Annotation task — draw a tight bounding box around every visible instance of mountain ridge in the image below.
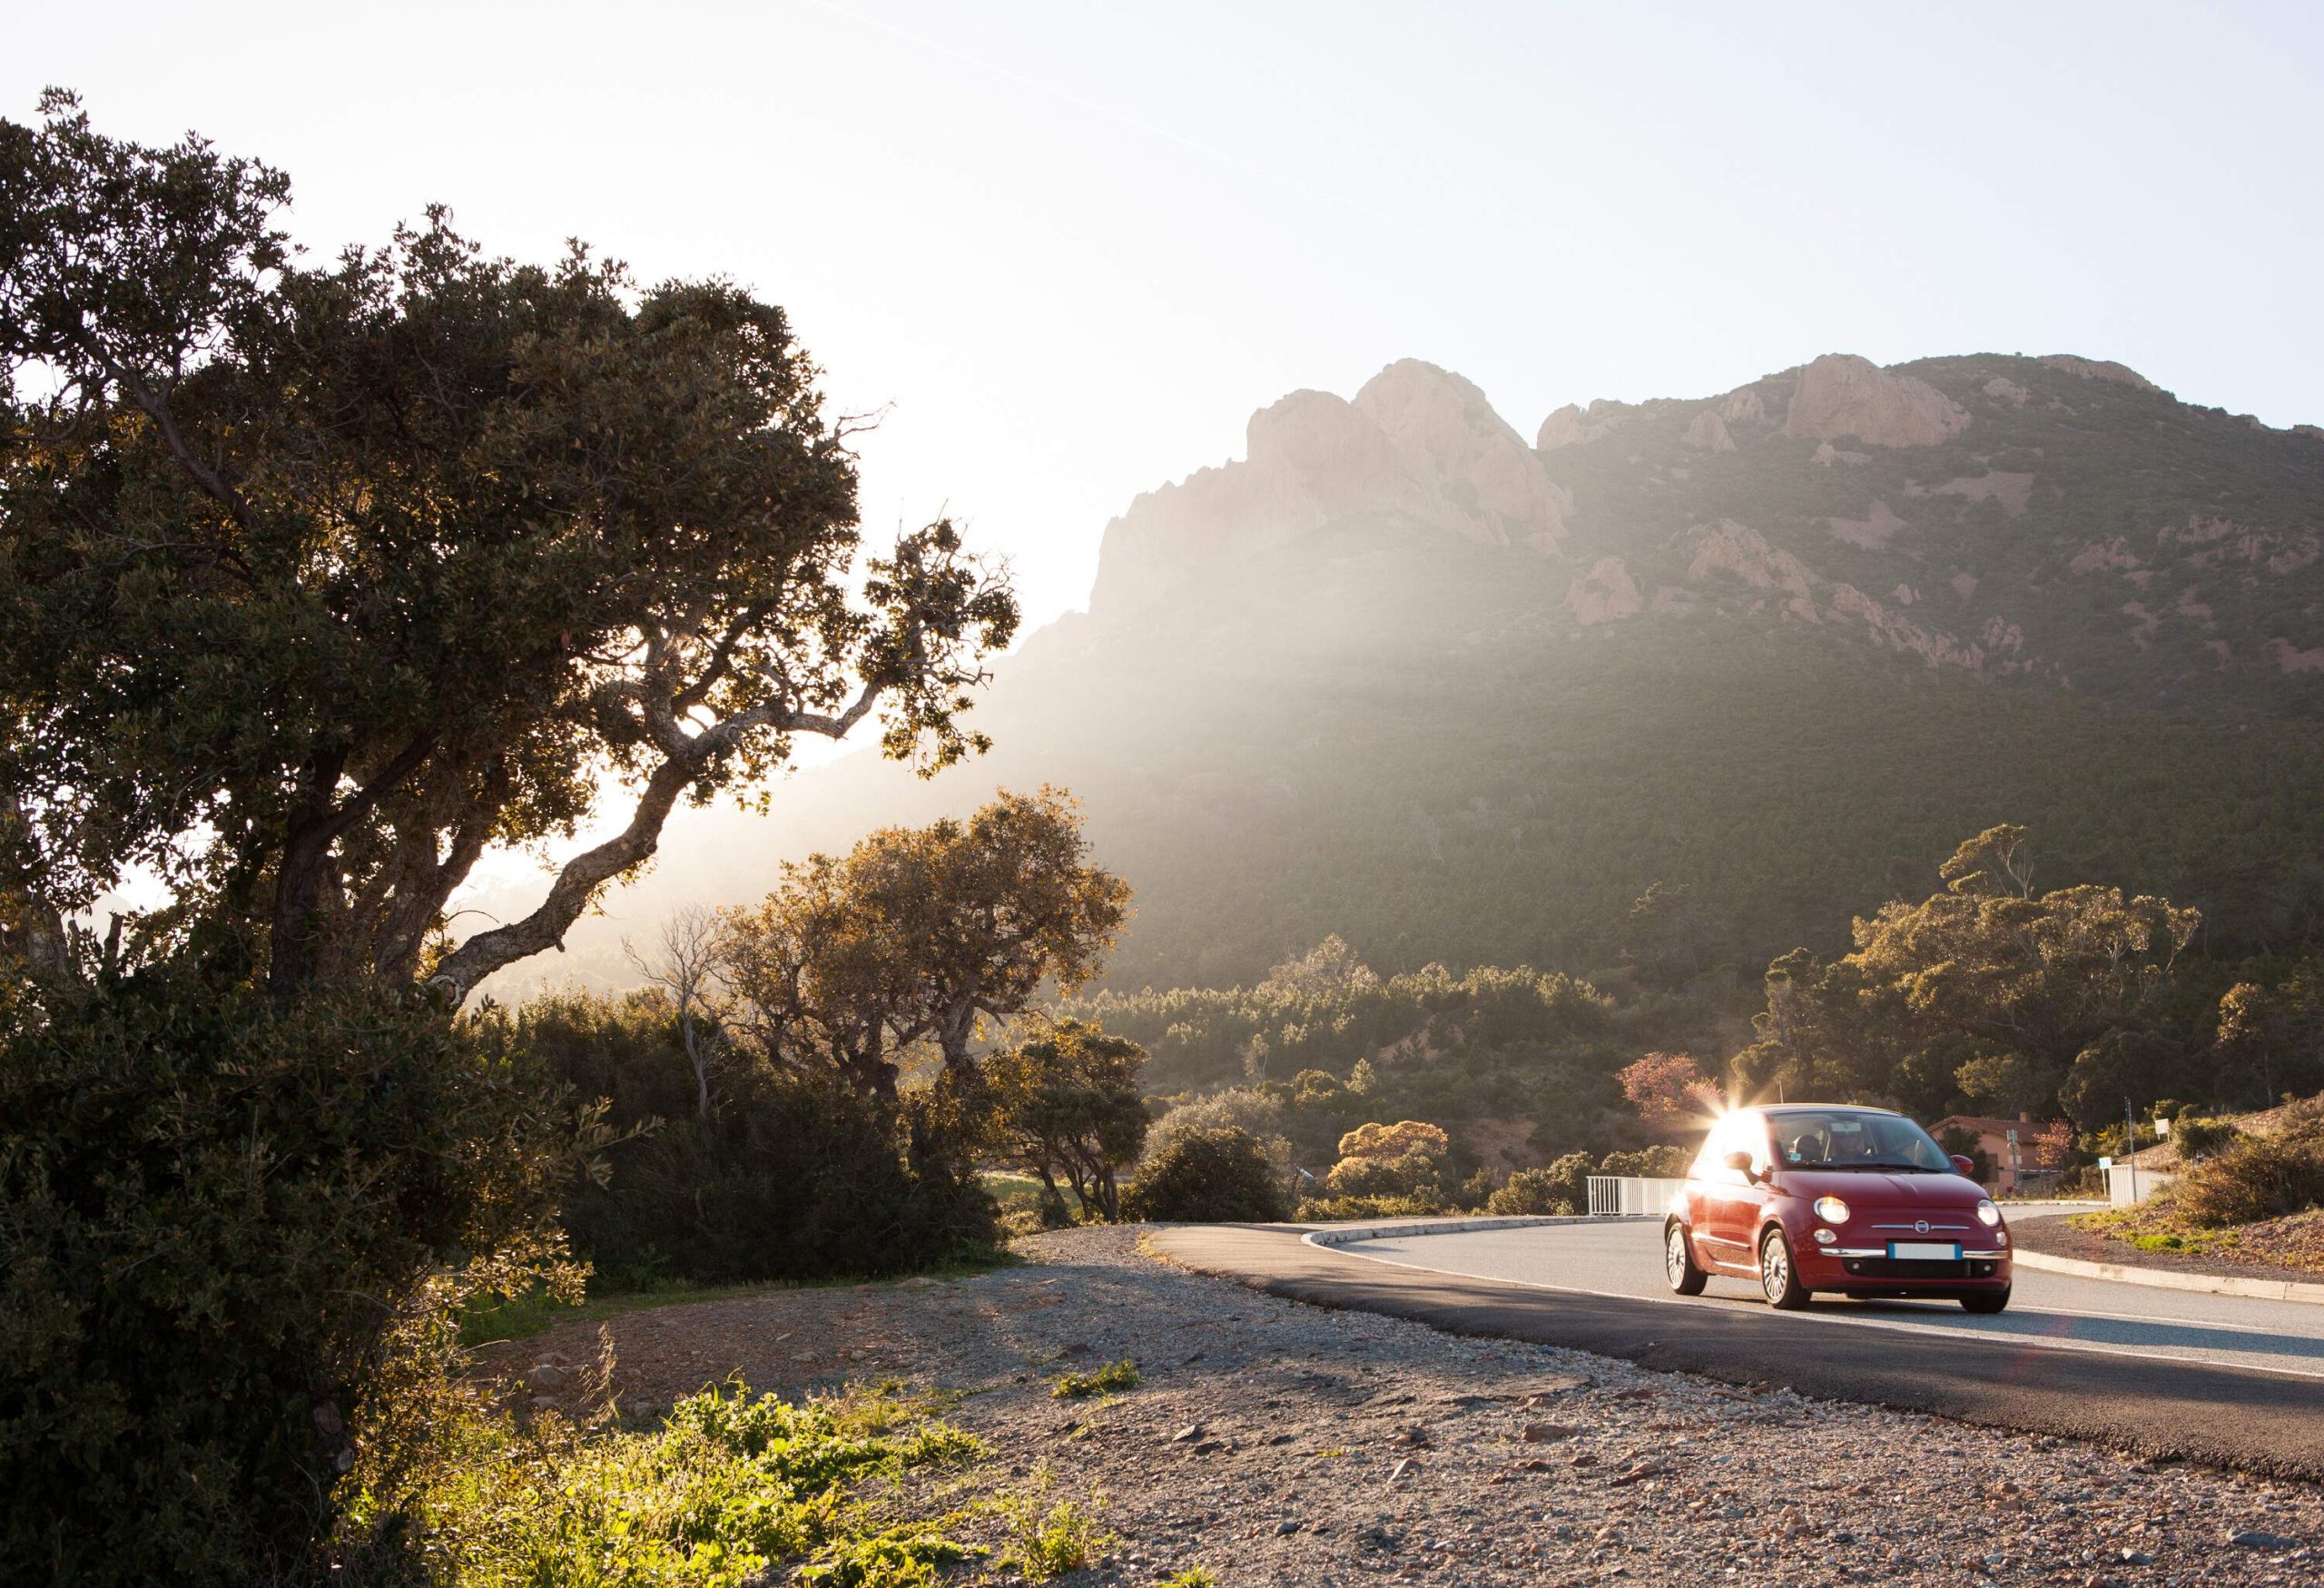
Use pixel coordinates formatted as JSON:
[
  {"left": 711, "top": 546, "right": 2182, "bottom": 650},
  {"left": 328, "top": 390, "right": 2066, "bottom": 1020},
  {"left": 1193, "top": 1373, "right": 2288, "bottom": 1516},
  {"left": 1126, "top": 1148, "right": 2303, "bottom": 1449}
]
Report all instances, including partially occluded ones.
[{"left": 475, "top": 348, "right": 2324, "bottom": 1001}]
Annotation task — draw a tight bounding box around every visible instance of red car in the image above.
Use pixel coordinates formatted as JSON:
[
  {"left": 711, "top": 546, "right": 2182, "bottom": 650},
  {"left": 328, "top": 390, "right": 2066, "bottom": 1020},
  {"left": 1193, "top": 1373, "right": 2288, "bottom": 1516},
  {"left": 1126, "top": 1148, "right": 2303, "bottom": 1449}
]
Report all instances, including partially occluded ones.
[{"left": 1664, "top": 1104, "right": 2013, "bottom": 1313}]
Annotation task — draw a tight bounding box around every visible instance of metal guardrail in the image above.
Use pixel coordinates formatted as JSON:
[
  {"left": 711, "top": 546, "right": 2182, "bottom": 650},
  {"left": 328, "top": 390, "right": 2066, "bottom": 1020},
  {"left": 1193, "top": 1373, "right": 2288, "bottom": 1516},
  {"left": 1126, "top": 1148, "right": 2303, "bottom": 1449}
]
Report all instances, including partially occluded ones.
[{"left": 1585, "top": 1175, "right": 1686, "bottom": 1218}]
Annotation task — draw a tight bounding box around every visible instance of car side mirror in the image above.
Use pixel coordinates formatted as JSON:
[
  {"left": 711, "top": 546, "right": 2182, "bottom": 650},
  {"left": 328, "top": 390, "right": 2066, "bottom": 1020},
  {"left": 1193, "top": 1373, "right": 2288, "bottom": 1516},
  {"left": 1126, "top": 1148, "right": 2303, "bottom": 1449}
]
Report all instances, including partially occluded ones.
[
  {"left": 1949, "top": 1154, "right": 1978, "bottom": 1178},
  {"left": 1722, "top": 1149, "right": 1758, "bottom": 1183}
]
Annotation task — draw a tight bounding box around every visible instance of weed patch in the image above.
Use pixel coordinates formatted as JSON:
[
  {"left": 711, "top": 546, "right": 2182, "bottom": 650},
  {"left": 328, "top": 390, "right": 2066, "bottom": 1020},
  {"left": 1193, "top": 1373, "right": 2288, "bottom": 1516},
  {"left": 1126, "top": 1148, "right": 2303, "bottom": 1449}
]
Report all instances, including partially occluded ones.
[{"left": 1051, "top": 1359, "right": 1140, "bottom": 1398}]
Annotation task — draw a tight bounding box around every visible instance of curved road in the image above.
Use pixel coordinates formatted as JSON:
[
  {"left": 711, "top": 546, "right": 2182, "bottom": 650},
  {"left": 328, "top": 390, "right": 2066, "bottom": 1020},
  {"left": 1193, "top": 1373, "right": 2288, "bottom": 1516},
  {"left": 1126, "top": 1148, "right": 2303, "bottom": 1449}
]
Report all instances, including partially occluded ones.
[
  {"left": 1148, "top": 1216, "right": 2324, "bottom": 1478},
  {"left": 1348, "top": 1212, "right": 2324, "bottom": 1381}
]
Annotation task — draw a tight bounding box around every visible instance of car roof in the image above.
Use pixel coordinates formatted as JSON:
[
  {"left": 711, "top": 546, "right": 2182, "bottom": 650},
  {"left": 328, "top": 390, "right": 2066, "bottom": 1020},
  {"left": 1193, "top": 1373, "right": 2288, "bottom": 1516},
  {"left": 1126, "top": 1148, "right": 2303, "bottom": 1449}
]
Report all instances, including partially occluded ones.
[{"left": 1752, "top": 1104, "right": 1904, "bottom": 1118}]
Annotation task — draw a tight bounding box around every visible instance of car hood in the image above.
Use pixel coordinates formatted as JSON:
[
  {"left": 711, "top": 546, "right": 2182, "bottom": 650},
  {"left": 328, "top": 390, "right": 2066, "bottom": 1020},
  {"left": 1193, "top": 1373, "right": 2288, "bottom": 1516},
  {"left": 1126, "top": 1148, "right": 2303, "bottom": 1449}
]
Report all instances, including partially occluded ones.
[{"left": 1775, "top": 1169, "right": 1993, "bottom": 1213}]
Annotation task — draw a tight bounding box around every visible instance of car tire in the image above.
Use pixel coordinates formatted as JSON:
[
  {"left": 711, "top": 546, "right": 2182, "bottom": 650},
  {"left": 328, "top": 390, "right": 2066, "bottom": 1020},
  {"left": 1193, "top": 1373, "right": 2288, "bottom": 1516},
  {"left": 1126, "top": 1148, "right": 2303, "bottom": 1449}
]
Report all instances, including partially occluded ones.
[
  {"left": 1959, "top": 1287, "right": 2011, "bottom": 1315},
  {"left": 1758, "top": 1228, "right": 1811, "bottom": 1310},
  {"left": 1664, "top": 1221, "right": 1709, "bottom": 1296}
]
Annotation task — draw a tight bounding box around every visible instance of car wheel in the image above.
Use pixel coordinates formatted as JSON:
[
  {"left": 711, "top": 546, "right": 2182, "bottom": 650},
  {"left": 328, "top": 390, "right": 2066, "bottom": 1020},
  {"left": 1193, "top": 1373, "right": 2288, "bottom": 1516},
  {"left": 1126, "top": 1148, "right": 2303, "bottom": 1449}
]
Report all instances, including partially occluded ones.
[
  {"left": 1758, "top": 1228, "right": 1811, "bottom": 1310},
  {"left": 1959, "top": 1287, "right": 2011, "bottom": 1315},
  {"left": 1664, "top": 1222, "right": 1708, "bottom": 1296}
]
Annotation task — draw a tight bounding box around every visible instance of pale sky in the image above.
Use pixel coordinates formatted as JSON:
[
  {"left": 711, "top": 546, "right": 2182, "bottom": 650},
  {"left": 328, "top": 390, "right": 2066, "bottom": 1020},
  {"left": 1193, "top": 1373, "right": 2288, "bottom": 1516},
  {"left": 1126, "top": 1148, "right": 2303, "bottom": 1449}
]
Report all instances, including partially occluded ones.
[{"left": 12, "top": 1, "right": 2322, "bottom": 637}]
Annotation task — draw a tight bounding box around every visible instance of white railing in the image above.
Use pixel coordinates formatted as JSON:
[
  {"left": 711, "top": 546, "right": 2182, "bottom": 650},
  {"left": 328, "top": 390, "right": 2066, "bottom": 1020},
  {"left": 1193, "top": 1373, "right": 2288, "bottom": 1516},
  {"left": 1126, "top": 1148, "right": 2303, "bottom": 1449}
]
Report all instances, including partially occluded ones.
[{"left": 1585, "top": 1176, "right": 1686, "bottom": 1218}]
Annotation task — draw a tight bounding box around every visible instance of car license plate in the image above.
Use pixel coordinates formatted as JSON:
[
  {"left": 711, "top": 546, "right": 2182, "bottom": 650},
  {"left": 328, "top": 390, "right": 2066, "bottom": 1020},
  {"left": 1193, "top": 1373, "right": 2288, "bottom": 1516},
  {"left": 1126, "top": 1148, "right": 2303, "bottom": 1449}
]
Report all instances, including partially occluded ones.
[{"left": 1889, "top": 1241, "right": 1962, "bottom": 1261}]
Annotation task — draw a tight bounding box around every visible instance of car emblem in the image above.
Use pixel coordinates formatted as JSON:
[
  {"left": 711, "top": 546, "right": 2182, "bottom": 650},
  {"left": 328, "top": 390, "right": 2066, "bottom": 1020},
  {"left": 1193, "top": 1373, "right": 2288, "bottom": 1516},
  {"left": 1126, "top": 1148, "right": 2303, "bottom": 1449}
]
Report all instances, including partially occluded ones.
[{"left": 1915, "top": 1219, "right": 1929, "bottom": 1234}]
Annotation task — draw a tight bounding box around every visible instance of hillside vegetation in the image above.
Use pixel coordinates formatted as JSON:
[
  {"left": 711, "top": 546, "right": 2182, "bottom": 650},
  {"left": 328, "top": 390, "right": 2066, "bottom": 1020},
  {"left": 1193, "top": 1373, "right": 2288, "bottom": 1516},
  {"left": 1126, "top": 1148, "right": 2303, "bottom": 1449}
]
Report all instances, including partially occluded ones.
[{"left": 554, "top": 350, "right": 2324, "bottom": 999}]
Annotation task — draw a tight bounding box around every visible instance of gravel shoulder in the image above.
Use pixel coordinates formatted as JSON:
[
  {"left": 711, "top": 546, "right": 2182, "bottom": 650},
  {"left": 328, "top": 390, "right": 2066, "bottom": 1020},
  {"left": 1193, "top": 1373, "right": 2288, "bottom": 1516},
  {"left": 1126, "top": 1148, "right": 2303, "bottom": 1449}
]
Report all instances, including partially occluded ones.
[{"left": 489, "top": 1226, "right": 2324, "bottom": 1586}]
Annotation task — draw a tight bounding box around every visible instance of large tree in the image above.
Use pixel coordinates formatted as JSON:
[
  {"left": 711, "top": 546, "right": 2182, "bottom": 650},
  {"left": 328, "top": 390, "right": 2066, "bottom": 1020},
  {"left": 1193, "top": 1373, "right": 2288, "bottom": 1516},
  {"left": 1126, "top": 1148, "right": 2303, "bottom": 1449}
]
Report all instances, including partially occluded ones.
[
  {"left": 1731, "top": 825, "right": 2201, "bottom": 1127},
  {"left": 715, "top": 787, "right": 1129, "bottom": 1097},
  {"left": 0, "top": 94, "right": 1016, "bottom": 1001},
  {"left": 982, "top": 1018, "right": 1149, "bottom": 1222}
]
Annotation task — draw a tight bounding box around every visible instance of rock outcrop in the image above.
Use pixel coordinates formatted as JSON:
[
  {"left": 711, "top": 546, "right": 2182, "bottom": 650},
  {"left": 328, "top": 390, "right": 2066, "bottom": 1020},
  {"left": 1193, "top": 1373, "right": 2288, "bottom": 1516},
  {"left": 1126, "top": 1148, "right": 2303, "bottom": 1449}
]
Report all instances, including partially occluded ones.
[
  {"left": 1564, "top": 557, "right": 1644, "bottom": 625},
  {"left": 1088, "top": 361, "right": 1563, "bottom": 612},
  {"left": 2041, "top": 354, "right": 2158, "bottom": 391},
  {"left": 1684, "top": 409, "right": 1736, "bottom": 453},
  {"left": 1354, "top": 360, "right": 1569, "bottom": 550},
  {"left": 1536, "top": 400, "right": 1628, "bottom": 451},
  {"left": 1782, "top": 354, "right": 1971, "bottom": 448}
]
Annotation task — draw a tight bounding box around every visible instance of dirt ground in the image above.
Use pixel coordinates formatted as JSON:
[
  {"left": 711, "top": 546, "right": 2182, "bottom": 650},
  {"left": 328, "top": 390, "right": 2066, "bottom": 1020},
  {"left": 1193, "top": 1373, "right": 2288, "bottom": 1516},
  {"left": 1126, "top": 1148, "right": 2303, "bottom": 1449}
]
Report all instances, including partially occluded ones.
[{"left": 482, "top": 1226, "right": 2324, "bottom": 1586}]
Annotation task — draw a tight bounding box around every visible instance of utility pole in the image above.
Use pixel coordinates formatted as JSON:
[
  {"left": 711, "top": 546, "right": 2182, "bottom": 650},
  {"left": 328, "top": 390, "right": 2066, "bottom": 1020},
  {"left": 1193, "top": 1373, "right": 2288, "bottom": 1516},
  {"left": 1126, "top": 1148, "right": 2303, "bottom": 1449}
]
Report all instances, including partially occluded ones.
[{"left": 2123, "top": 1097, "right": 2139, "bottom": 1205}]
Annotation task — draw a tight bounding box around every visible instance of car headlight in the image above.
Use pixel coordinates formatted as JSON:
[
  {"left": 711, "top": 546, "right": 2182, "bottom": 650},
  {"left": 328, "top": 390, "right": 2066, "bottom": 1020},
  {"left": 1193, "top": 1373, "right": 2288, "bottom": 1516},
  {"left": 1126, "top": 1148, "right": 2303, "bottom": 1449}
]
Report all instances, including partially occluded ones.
[
  {"left": 1811, "top": 1228, "right": 1837, "bottom": 1245},
  {"left": 1976, "top": 1199, "right": 2001, "bottom": 1228},
  {"left": 1814, "top": 1196, "right": 1850, "bottom": 1223}
]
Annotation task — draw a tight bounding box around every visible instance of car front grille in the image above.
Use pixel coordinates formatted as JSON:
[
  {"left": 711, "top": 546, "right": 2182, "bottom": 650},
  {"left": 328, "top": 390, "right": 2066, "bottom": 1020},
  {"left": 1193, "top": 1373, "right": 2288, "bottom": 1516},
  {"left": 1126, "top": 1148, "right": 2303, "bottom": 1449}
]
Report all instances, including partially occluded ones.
[{"left": 1840, "top": 1257, "right": 2001, "bottom": 1280}]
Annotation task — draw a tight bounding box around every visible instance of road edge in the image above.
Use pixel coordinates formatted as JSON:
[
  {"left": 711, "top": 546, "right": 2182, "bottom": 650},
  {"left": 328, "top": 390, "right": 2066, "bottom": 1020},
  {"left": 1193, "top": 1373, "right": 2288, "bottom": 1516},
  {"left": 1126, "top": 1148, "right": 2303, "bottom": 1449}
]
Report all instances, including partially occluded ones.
[{"left": 2009, "top": 1246, "right": 2324, "bottom": 1306}]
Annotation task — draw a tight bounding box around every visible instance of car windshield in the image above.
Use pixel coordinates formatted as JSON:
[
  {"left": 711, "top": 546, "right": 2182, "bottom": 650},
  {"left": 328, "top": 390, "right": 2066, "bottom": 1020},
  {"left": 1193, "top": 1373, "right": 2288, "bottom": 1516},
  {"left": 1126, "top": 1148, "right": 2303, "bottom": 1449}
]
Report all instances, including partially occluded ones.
[{"left": 1770, "top": 1110, "right": 1950, "bottom": 1171}]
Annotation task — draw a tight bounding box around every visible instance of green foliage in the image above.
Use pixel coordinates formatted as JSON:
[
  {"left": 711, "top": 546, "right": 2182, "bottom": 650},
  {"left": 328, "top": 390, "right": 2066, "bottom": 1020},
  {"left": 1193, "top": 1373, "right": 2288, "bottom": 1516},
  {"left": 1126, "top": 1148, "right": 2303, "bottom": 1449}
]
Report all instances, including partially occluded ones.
[
  {"left": 1732, "top": 829, "right": 2203, "bottom": 1129},
  {"left": 1596, "top": 1145, "right": 1694, "bottom": 1179},
  {"left": 993, "top": 1466, "right": 1114, "bottom": 1582},
  {"left": 1125, "top": 1127, "right": 1290, "bottom": 1223},
  {"left": 2172, "top": 1117, "right": 2245, "bottom": 1163},
  {"left": 0, "top": 96, "right": 1014, "bottom": 1001},
  {"left": 715, "top": 790, "right": 1127, "bottom": 1096},
  {"left": 348, "top": 1380, "right": 982, "bottom": 1586},
  {"left": 1050, "top": 1359, "right": 1139, "bottom": 1398},
  {"left": 1486, "top": 1155, "right": 1593, "bottom": 1216},
  {"left": 983, "top": 1019, "right": 1149, "bottom": 1222},
  {"left": 517, "top": 992, "right": 997, "bottom": 1285},
  {"left": 0, "top": 965, "right": 586, "bottom": 1587},
  {"left": 1160, "top": 1570, "right": 1218, "bottom": 1588},
  {"left": 1064, "top": 956, "right": 1610, "bottom": 1093},
  {"left": 1294, "top": 1193, "right": 1446, "bottom": 1222}
]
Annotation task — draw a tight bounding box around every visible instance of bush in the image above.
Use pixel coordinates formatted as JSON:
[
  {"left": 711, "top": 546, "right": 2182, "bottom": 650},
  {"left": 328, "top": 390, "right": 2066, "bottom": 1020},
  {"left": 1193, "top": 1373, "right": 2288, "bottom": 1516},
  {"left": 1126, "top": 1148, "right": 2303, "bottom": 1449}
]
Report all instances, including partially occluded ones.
[
  {"left": 1124, "top": 1127, "right": 1289, "bottom": 1222},
  {"left": 1337, "top": 1119, "right": 1451, "bottom": 1160},
  {"left": 2172, "top": 1116, "right": 2244, "bottom": 1163},
  {"left": 1293, "top": 1193, "right": 1443, "bottom": 1221},
  {"left": 2178, "top": 1105, "right": 2324, "bottom": 1227},
  {"left": 1324, "top": 1149, "right": 1442, "bottom": 1199},
  {"left": 1486, "top": 1161, "right": 1584, "bottom": 1216},
  {"left": 520, "top": 994, "right": 997, "bottom": 1284},
  {"left": 1597, "top": 1144, "right": 1693, "bottom": 1179},
  {"left": 0, "top": 966, "right": 581, "bottom": 1587}
]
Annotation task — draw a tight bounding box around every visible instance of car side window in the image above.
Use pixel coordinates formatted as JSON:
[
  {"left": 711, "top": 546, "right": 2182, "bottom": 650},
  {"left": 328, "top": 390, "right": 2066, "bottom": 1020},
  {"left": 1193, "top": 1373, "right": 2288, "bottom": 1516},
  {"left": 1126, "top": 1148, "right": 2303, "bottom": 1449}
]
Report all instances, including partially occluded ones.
[{"left": 1697, "top": 1116, "right": 1752, "bottom": 1185}]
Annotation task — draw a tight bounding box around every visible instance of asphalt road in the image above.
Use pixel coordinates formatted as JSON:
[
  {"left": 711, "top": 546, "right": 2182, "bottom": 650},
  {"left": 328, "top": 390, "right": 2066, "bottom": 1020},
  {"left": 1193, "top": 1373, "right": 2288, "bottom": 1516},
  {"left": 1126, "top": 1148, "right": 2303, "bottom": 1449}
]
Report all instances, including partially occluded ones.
[
  {"left": 1147, "top": 1218, "right": 2324, "bottom": 1478},
  {"left": 1347, "top": 1211, "right": 2324, "bottom": 1381}
]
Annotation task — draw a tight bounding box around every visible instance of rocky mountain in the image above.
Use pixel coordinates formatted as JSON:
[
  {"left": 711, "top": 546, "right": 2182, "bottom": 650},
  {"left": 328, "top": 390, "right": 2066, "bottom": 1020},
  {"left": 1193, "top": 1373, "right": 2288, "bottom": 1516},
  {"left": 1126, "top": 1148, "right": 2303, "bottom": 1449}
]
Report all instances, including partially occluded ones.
[{"left": 488, "top": 350, "right": 2324, "bottom": 1000}]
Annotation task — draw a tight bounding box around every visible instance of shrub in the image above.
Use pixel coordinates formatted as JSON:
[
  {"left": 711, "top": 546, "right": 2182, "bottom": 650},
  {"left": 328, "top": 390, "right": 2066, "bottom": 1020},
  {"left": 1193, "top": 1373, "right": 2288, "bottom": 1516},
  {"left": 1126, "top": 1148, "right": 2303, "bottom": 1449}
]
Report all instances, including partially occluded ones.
[
  {"left": 2178, "top": 1105, "right": 2324, "bottom": 1227},
  {"left": 1486, "top": 1163, "right": 1582, "bottom": 1216},
  {"left": 2172, "top": 1116, "right": 2244, "bottom": 1163},
  {"left": 520, "top": 993, "right": 998, "bottom": 1284},
  {"left": 1125, "top": 1127, "right": 1290, "bottom": 1222},
  {"left": 1598, "top": 1144, "right": 1693, "bottom": 1179},
  {"left": 1293, "top": 1193, "right": 1443, "bottom": 1221},
  {"left": 1337, "top": 1119, "right": 1451, "bottom": 1160},
  {"left": 1324, "top": 1149, "right": 1442, "bottom": 1199},
  {"left": 0, "top": 966, "right": 583, "bottom": 1587}
]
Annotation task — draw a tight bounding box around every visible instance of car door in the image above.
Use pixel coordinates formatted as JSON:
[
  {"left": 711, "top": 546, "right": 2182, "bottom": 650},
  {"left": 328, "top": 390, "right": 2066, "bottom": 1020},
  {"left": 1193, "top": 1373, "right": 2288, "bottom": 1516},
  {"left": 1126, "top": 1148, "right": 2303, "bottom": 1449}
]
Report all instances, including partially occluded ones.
[{"left": 1698, "top": 1115, "right": 1770, "bottom": 1271}]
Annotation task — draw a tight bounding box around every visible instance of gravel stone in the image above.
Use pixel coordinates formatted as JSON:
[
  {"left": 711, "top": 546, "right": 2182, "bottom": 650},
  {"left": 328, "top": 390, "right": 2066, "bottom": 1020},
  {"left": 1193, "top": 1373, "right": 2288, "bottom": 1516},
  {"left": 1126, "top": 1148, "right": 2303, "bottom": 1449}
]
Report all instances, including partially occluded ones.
[{"left": 493, "top": 1225, "right": 2324, "bottom": 1584}]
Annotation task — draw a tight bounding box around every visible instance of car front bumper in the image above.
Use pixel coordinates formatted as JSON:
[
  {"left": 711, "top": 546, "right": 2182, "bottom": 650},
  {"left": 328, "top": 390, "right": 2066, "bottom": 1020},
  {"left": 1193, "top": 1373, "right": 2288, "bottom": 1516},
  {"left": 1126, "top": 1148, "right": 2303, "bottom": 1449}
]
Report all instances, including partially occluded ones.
[{"left": 1800, "top": 1246, "right": 2013, "bottom": 1288}]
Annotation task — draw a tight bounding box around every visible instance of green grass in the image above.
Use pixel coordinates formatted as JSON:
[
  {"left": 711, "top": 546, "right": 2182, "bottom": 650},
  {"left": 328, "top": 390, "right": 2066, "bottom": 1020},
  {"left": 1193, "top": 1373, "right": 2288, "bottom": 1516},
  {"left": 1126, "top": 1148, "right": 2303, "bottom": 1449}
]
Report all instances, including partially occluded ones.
[
  {"left": 1049, "top": 1359, "right": 1139, "bottom": 1399},
  {"left": 352, "top": 1380, "right": 988, "bottom": 1587},
  {"left": 458, "top": 1249, "right": 1018, "bottom": 1348},
  {"left": 981, "top": 1169, "right": 1050, "bottom": 1211}
]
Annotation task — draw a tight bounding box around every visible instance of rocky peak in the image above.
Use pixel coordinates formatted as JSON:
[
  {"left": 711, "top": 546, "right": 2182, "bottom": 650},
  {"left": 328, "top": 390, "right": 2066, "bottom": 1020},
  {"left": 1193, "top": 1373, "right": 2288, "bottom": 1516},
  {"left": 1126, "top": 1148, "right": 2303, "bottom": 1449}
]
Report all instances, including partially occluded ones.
[
  {"left": 1354, "top": 360, "right": 1568, "bottom": 548},
  {"left": 2040, "top": 354, "right": 2158, "bottom": 391},
  {"left": 1782, "top": 353, "right": 1971, "bottom": 449},
  {"left": 1087, "top": 361, "right": 1561, "bottom": 614}
]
